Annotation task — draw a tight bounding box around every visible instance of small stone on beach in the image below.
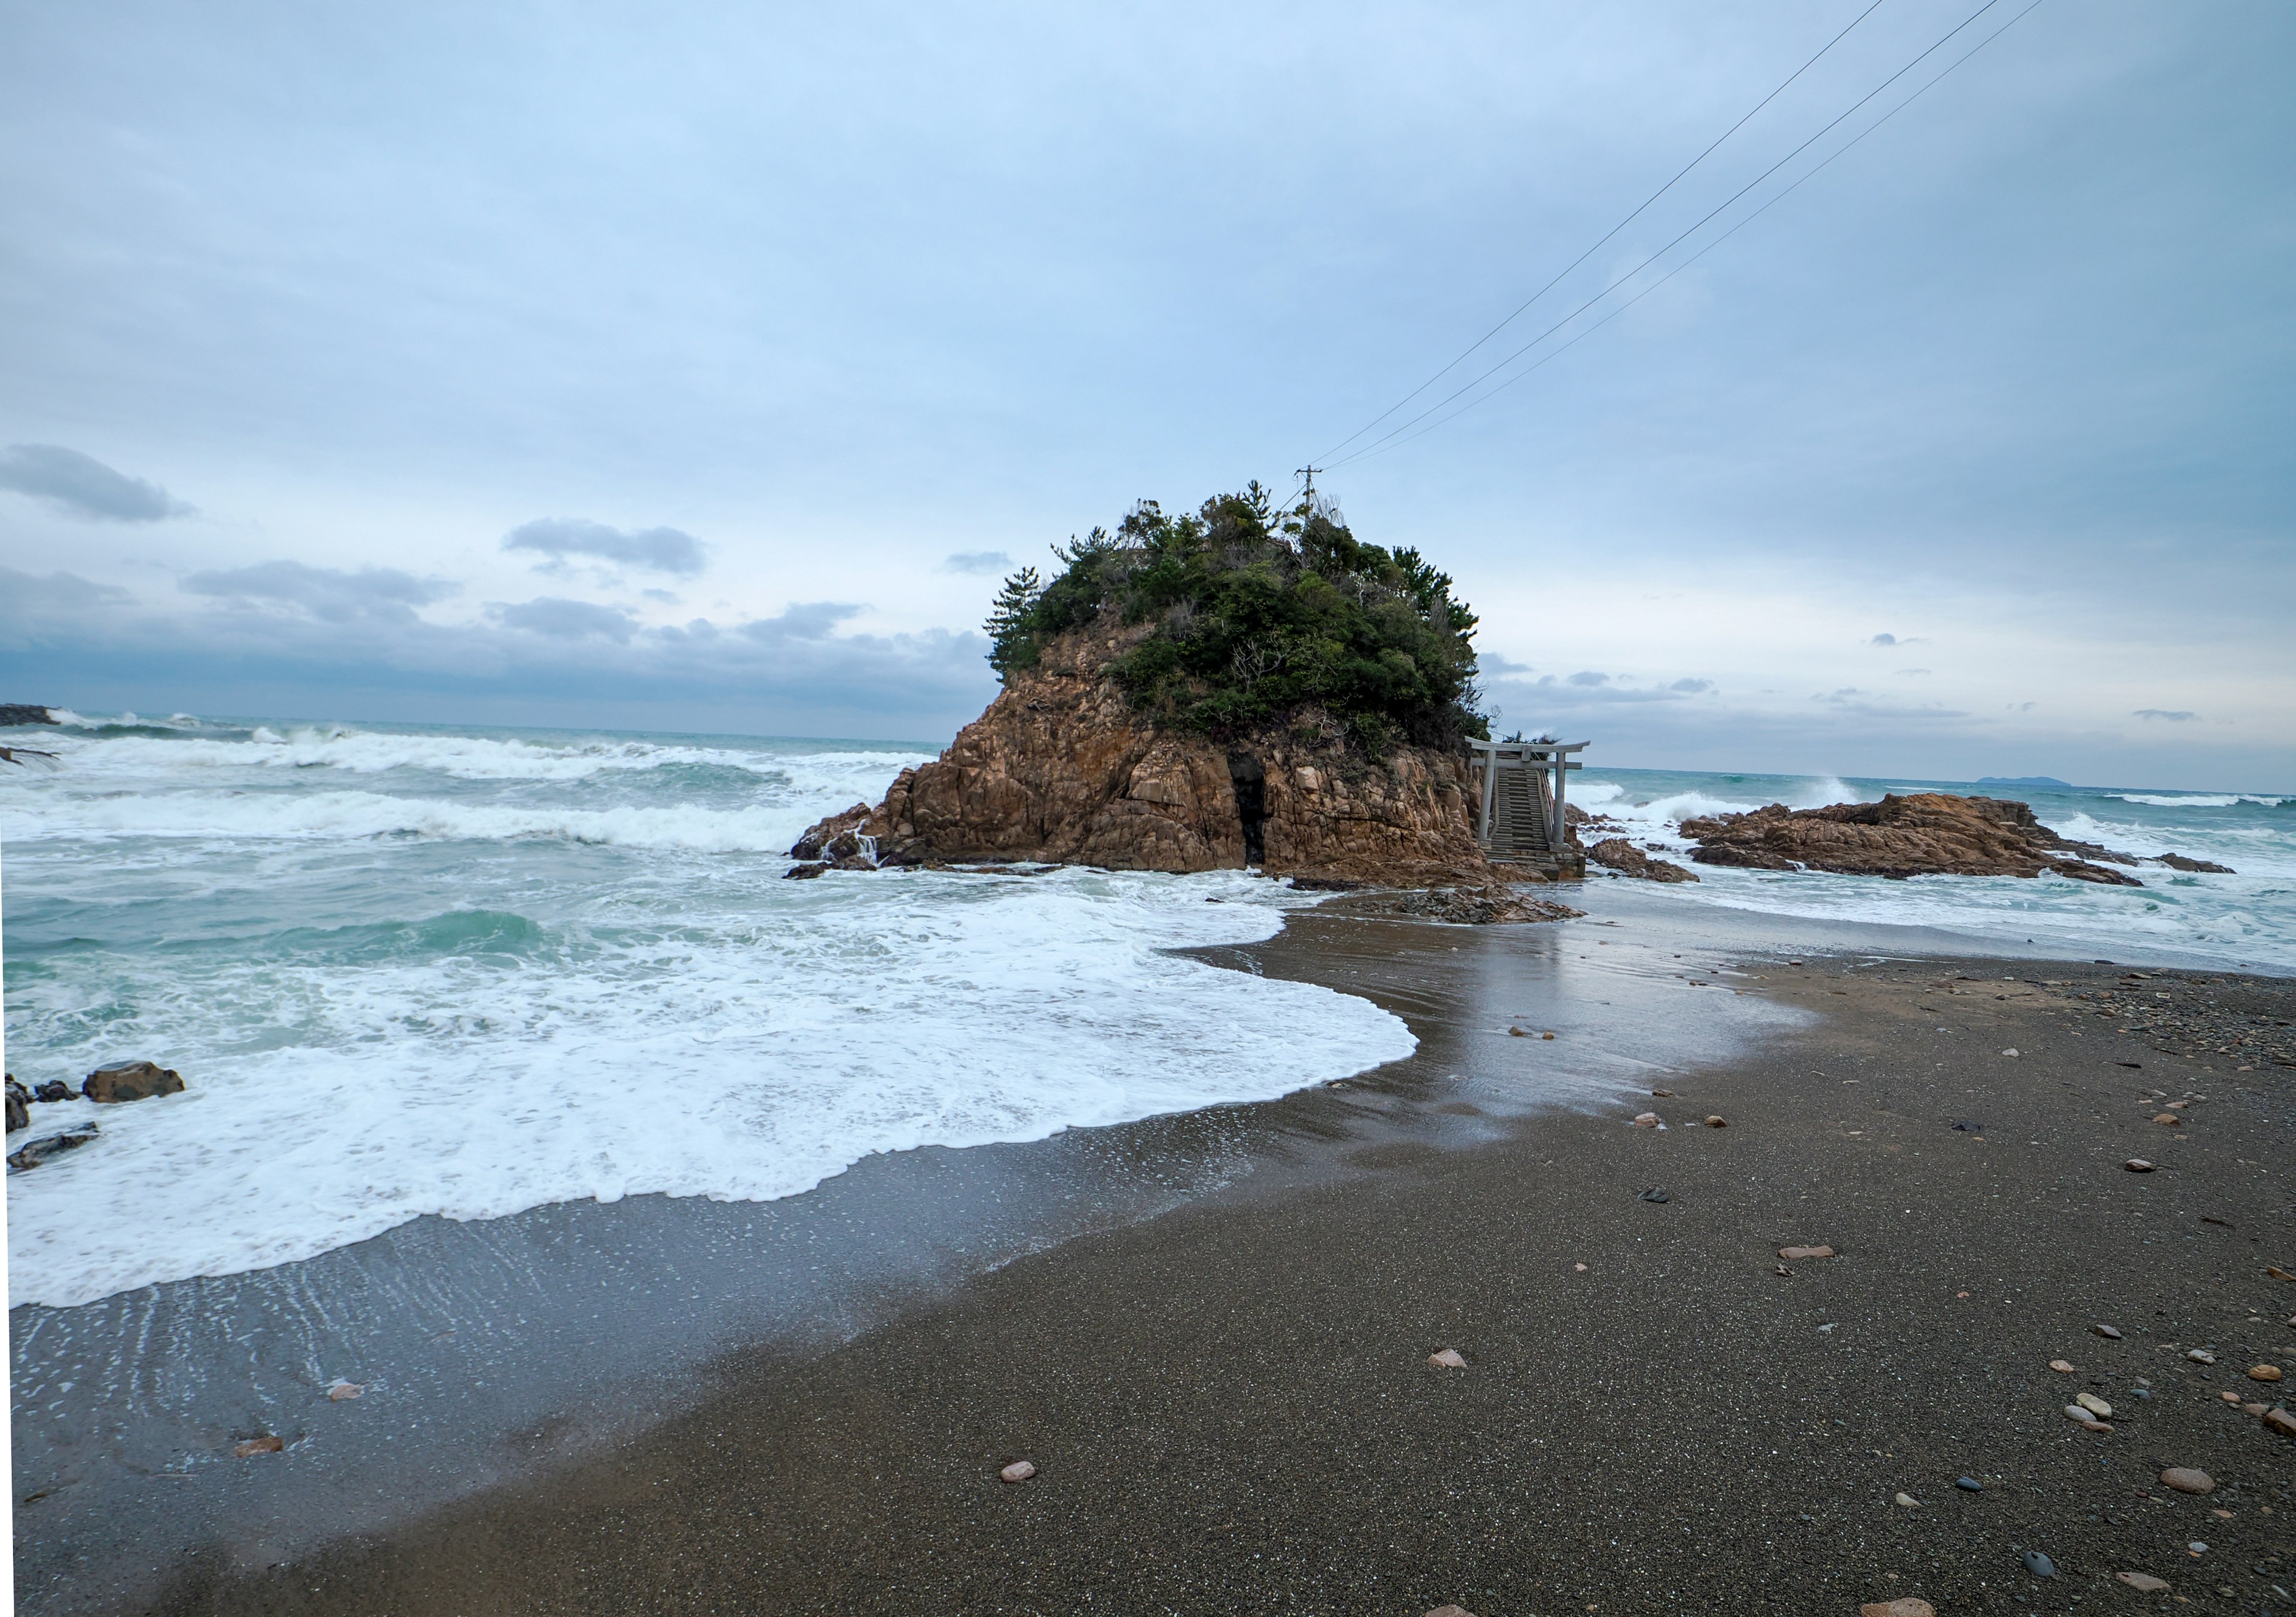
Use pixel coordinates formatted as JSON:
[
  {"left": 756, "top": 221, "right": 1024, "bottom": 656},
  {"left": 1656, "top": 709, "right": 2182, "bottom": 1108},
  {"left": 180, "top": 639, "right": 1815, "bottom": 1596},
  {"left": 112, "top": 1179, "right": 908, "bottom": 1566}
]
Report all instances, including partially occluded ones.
[
  {"left": 2249, "top": 1364, "right": 2283, "bottom": 1381},
  {"left": 1858, "top": 1601, "right": 1934, "bottom": 1617},
  {"left": 2077, "top": 1392, "right": 2113, "bottom": 1416},
  {"left": 1705, "top": 1115, "right": 1727, "bottom": 1127},
  {"left": 2262, "top": 1408, "right": 2296, "bottom": 1437},
  {"left": 2126, "top": 1159, "right": 2155, "bottom": 1172},
  {"left": 1778, "top": 1245, "right": 1834, "bottom": 1261},
  {"left": 2266, "top": 1266, "right": 2295, "bottom": 1281},
  {"left": 1894, "top": 1491, "right": 1918, "bottom": 1507},
  {"left": 2187, "top": 1349, "right": 2216, "bottom": 1364},
  {"left": 2023, "top": 1549, "right": 2056, "bottom": 1578},
  {"left": 1573, "top": 1262, "right": 1588, "bottom": 1272},
  {"left": 1000, "top": 1459, "right": 1037, "bottom": 1483},
  {"left": 326, "top": 1381, "right": 364, "bottom": 1401},
  {"left": 2243, "top": 1402, "right": 2267, "bottom": 1417},
  {"left": 1650, "top": 1089, "right": 1675, "bottom": 1098},
  {"left": 1509, "top": 1027, "right": 1527, "bottom": 1037},
  {"left": 1422, "top": 1607, "right": 1477, "bottom": 1617},
  {"left": 2220, "top": 1390, "right": 2243, "bottom": 1404},
  {"left": 1639, "top": 1187, "right": 1671, "bottom": 1203},
  {"left": 233, "top": 1436, "right": 284, "bottom": 1457},
  {"left": 2154, "top": 1113, "right": 2183, "bottom": 1126},
  {"left": 2093, "top": 1325, "right": 2124, "bottom": 1339},
  {"left": 2050, "top": 1359, "right": 2076, "bottom": 1373},
  {"left": 1429, "top": 1348, "right": 1467, "bottom": 1369},
  {"left": 2115, "top": 1571, "right": 2171, "bottom": 1593},
  {"left": 1633, "top": 1112, "right": 1661, "bottom": 1127},
  {"left": 1541, "top": 1032, "right": 1554, "bottom": 1040},
  {"left": 2160, "top": 1467, "right": 2215, "bottom": 1495},
  {"left": 1955, "top": 1476, "right": 1981, "bottom": 1491}
]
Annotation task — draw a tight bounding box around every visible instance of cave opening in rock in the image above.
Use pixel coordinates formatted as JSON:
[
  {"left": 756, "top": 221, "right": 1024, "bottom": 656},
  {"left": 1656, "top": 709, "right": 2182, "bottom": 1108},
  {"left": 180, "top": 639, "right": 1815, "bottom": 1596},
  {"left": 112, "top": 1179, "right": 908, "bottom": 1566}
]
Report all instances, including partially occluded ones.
[{"left": 1228, "top": 753, "right": 1267, "bottom": 866}]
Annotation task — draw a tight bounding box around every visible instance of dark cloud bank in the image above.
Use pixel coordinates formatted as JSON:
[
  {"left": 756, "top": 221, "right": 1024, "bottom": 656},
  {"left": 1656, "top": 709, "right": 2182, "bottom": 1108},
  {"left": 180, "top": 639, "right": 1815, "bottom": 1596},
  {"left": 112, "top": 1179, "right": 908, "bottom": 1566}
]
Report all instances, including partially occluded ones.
[
  {"left": 0, "top": 444, "right": 190, "bottom": 522},
  {"left": 0, "top": 565, "right": 991, "bottom": 741}
]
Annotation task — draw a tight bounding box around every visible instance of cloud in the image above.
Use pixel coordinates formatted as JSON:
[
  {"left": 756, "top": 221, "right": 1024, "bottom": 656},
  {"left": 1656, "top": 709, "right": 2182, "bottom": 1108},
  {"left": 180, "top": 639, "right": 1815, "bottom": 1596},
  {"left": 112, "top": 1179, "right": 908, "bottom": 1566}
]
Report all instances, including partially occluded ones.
[
  {"left": 182, "top": 560, "right": 457, "bottom": 623},
  {"left": 741, "top": 601, "right": 863, "bottom": 643},
  {"left": 1815, "top": 687, "right": 1969, "bottom": 721},
  {"left": 1868, "top": 634, "right": 1928, "bottom": 647},
  {"left": 2133, "top": 708, "right": 2197, "bottom": 723},
  {"left": 1668, "top": 677, "right": 1713, "bottom": 693},
  {"left": 942, "top": 551, "right": 1013, "bottom": 576},
  {"left": 1479, "top": 653, "right": 1534, "bottom": 677},
  {"left": 0, "top": 444, "right": 191, "bottom": 522},
  {"left": 503, "top": 518, "right": 705, "bottom": 576},
  {"left": 1565, "top": 670, "right": 1610, "bottom": 687},
  {"left": 1897, "top": 668, "right": 1931, "bottom": 676},
  {"left": 489, "top": 597, "right": 636, "bottom": 641},
  {"left": 0, "top": 568, "right": 134, "bottom": 643},
  {"left": 1868, "top": 633, "right": 1897, "bottom": 647}
]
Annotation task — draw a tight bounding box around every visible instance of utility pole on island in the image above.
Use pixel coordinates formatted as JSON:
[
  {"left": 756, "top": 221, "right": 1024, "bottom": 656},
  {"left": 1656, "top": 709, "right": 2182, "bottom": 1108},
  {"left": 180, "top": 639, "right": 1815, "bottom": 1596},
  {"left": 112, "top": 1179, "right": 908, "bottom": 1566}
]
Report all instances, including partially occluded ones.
[{"left": 1295, "top": 464, "right": 1322, "bottom": 513}]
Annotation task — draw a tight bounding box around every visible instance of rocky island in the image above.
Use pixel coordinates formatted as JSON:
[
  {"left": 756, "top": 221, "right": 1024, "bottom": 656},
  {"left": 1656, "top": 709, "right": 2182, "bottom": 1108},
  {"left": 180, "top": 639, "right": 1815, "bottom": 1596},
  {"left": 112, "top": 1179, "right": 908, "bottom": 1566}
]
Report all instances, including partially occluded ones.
[{"left": 793, "top": 487, "right": 1525, "bottom": 889}]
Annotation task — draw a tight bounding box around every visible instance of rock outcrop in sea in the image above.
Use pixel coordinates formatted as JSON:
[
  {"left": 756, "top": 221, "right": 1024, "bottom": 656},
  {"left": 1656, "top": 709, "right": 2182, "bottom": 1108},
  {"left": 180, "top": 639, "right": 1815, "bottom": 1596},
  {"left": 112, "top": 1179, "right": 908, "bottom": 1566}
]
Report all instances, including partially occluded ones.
[
  {"left": 793, "top": 621, "right": 1494, "bottom": 885},
  {"left": 1681, "top": 792, "right": 2230, "bottom": 883}
]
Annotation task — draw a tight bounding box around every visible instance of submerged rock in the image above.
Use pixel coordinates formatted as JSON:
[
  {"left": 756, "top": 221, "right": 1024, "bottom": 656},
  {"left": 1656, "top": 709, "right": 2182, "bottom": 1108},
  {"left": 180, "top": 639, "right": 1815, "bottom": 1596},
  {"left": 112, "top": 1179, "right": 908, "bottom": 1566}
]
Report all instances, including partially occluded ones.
[
  {"left": 32, "top": 1080, "right": 71, "bottom": 1103},
  {"left": 1376, "top": 887, "right": 1583, "bottom": 925},
  {"left": 1681, "top": 793, "right": 2150, "bottom": 883},
  {"left": 83, "top": 1061, "right": 185, "bottom": 1104}
]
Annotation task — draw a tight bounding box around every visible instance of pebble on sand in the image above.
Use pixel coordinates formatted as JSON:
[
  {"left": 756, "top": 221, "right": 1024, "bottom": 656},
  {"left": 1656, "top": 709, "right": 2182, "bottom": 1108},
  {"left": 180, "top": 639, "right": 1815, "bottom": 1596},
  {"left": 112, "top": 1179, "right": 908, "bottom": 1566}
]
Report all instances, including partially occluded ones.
[
  {"left": 233, "top": 1436, "right": 285, "bottom": 1457},
  {"left": 1000, "top": 1460, "right": 1037, "bottom": 1483},
  {"left": 2159, "top": 1467, "right": 2215, "bottom": 1496},
  {"left": 2249, "top": 1364, "right": 2283, "bottom": 1381},
  {"left": 2266, "top": 1266, "right": 2295, "bottom": 1282},
  {"left": 2220, "top": 1391, "right": 2245, "bottom": 1404},
  {"left": 1955, "top": 1476, "right": 1983, "bottom": 1491},
  {"left": 1778, "top": 1245, "right": 1835, "bottom": 1261},
  {"left": 2077, "top": 1392, "right": 2114, "bottom": 1417},
  {"left": 1633, "top": 1112, "right": 1662, "bottom": 1127},
  {"left": 2001, "top": 1049, "right": 2019, "bottom": 1056},
  {"left": 2093, "top": 1325, "right": 2124, "bottom": 1339},
  {"left": 1428, "top": 1348, "right": 1467, "bottom": 1369},
  {"left": 2187, "top": 1349, "right": 2216, "bottom": 1364},
  {"left": 1858, "top": 1601, "right": 1935, "bottom": 1617},
  {"left": 2242, "top": 1402, "right": 2267, "bottom": 1417},
  {"left": 2023, "top": 1549, "right": 2057, "bottom": 1578},
  {"left": 1704, "top": 1115, "right": 1727, "bottom": 1128},
  {"left": 326, "top": 1381, "right": 364, "bottom": 1401},
  {"left": 2125, "top": 1159, "right": 2156, "bottom": 1172},
  {"left": 2153, "top": 1113, "right": 2183, "bottom": 1126},
  {"left": 1573, "top": 1262, "right": 1589, "bottom": 1272},
  {"left": 1894, "top": 1492, "right": 1919, "bottom": 1508},
  {"left": 1423, "top": 1606, "right": 1477, "bottom": 1617},
  {"left": 2049, "top": 1359, "right": 2076, "bottom": 1373},
  {"left": 1650, "top": 1089, "right": 1677, "bottom": 1098},
  {"left": 2115, "top": 1571, "right": 2171, "bottom": 1593},
  {"left": 2262, "top": 1408, "right": 2296, "bottom": 1437},
  {"left": 2065, "top": 1405, "right": 2108, "bottom": 1428}
]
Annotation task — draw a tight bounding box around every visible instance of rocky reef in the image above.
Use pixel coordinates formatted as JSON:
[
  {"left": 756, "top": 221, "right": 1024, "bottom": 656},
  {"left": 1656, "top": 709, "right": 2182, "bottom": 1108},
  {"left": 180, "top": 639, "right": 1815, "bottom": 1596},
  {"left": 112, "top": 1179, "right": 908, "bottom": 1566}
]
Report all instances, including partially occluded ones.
[{"left": 1681, "top": 793, "right": 2231, "bottom": 884}]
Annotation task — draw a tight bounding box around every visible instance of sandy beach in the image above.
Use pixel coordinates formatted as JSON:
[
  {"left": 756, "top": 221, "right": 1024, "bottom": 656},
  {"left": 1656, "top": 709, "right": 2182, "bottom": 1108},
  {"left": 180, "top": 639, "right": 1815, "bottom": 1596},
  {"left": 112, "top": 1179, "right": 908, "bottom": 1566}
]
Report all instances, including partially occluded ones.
[{"left": 102, "top": 895, "right": 2296, "bottom": 1617}]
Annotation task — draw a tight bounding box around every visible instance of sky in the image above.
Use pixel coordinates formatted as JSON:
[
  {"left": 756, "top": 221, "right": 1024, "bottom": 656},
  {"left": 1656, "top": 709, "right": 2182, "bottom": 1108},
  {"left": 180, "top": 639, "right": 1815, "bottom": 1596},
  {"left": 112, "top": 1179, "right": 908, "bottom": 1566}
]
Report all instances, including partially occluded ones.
[{"left": 0, "top": 0, "right": 2288, "bottom": 787}]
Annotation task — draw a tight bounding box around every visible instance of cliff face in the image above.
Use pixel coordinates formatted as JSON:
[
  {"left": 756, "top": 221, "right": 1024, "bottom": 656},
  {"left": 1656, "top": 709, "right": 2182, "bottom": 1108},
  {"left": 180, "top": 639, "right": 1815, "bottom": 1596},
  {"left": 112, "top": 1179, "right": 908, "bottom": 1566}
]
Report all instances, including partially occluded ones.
[{"left": 812, "top": 624, "right": 1492, "bottom": 885}]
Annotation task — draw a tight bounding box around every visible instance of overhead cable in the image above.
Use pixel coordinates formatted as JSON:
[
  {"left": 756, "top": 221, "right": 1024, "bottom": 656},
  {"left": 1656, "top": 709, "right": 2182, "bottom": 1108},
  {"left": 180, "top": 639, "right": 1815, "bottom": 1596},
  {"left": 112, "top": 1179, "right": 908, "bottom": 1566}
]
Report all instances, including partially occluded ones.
[
  {"left": 1323, "top": 0, "right": 2010, "bottom": 470},
  {"left": 1315, "top": 0, "right": 1892, "bottom": 464},
  {"left": 1327, "top": 0, "right": 2049, "bottom": 469}
]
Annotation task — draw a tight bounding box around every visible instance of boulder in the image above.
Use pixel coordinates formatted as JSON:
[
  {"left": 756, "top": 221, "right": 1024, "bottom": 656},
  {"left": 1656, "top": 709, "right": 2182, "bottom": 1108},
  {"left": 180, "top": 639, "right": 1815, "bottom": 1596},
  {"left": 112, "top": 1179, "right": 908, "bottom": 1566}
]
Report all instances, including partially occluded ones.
[
  {"left": 4, "top": 1077, "right": 27, "bottom": 1133},
  {"left": 32, "top": 1080, "right": 72, "bottom": 1103},
  {"left": 1378, "top": 887, "right": 1583, "bottom": 925},
  {"left": 0, "top": 704, "right": 59, "bottom": 727},
  {"left": 83, "top": 1061, "right": 185, "bottom": 1104},
  {"left": 788, "top": 803, "right": 871, "bottom": 861},
  {"left": 2155, "top": 852, "right": 2234, "bottom": 874},
  {"left": 1586, "top": 837, "right": 1698, "bottom": 883},
  {"left": 1683, "top": 793, "right": 2149, "bottom": 883},
  {"left": 813, "top": 623, "right": 1495, "bottom": 887}
]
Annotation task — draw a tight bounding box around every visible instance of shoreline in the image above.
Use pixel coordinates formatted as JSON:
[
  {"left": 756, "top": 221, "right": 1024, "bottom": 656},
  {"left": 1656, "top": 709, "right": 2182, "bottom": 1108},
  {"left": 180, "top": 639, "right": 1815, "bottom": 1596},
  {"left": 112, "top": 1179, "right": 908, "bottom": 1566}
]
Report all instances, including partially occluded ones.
[{"left": 18, "top": 891, "right": 2296, "bottom": 1607}]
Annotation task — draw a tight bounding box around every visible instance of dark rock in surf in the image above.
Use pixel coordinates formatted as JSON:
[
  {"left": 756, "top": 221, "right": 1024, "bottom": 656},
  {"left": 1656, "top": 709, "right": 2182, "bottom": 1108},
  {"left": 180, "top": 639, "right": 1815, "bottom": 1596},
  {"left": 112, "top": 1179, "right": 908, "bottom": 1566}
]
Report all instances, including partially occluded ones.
[
  {"left": 789, "top": 803, "right": 871, "bottom": 860},
  {"left": 4, "top": 1077, "right": 28, "bottom": 1133},
  {"left": 2155, "top": 852, "right": 2234, "bottom": 874},
  {"left": 0, "top": 704, "right": 59, "bottom": 727},
  {"left": 1586, "top": 837, "right": 1698, "bottom": 884},
  {"left": 32, "top": 1081, "right": 71, "bottom": 1103},
  {"left": 1682, "top": 793, "right": 2151, "bottom": 884},
  {"left": 82, "top": 1061, "right": 185, "bottom": 1104},
  {"left": 7, "top": 1123, "right": 97, "bottom": 1173}
]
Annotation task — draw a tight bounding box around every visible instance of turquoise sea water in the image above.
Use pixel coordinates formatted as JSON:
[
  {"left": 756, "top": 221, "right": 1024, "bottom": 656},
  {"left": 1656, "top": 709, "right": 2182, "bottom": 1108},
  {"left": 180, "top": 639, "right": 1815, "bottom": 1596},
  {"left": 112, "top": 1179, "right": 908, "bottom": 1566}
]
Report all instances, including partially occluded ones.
[{"left": 3, "top": 711, "right": 2287, "bottom": 1311}]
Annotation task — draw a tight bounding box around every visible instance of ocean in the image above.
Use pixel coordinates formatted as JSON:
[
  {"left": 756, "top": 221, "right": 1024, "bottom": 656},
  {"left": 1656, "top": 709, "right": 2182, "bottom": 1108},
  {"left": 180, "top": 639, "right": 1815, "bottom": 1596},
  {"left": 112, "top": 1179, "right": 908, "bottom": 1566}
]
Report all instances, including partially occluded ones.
[{"left": 4, "top": 711, "right": 2289, "bottom": 1314}]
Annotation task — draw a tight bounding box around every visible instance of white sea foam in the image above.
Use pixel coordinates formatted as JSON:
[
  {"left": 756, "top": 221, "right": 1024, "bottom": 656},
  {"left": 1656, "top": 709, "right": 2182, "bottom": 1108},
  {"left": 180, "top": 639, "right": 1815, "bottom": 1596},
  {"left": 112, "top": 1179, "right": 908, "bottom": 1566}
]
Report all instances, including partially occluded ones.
[
  {"left": 6, "top": 867, "right": 1408, "bottom": 1309},
  {"left": 2118, "top": 793, "right": 2285, "bottom": 809}
]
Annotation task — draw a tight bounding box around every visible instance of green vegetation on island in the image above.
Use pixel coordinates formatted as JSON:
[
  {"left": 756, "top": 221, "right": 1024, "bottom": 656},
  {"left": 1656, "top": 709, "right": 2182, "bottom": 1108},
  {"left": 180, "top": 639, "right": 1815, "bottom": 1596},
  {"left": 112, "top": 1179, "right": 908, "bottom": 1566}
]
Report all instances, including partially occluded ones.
[{"left": 985, "top": 485, "right": 1489, "bottom": 757}]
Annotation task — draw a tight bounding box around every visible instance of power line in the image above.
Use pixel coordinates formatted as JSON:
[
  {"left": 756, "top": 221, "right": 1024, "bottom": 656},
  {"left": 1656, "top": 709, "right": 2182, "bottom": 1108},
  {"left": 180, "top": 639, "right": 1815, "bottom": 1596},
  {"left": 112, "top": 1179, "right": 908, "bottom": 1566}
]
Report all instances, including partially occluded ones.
[
  {"left": 1329, "top": 0, "right": 2050, "bottom": 470},
  {"left": 1323, "top": 0, "right": 2010, "bottom": 470},
  {"left": 1315, "top": 0, "right": 1891, "bottom": 464}
]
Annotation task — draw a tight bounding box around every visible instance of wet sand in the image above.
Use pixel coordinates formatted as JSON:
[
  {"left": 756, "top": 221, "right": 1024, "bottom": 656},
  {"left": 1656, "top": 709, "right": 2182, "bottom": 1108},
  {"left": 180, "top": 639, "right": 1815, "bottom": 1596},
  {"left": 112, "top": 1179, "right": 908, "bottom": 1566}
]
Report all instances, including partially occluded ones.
[{"left": 127, "top": 906, "right": 2296, "bottom": 1616}]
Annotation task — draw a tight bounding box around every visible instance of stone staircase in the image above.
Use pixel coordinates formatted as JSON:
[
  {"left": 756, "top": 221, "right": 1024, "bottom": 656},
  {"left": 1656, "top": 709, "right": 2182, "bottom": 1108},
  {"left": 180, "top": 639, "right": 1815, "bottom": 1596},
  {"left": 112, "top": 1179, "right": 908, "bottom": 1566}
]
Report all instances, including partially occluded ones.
[{"left": 1487, "top": 764, "right": 1558, "bottom": 873}]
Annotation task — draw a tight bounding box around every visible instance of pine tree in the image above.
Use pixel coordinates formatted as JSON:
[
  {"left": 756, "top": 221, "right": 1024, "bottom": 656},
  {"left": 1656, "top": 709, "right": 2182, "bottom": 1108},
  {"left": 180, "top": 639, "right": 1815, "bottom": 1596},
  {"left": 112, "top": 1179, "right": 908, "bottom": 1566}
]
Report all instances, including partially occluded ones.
[{"left": 985, "top": 565, "right": 1043, "bottom": 674}]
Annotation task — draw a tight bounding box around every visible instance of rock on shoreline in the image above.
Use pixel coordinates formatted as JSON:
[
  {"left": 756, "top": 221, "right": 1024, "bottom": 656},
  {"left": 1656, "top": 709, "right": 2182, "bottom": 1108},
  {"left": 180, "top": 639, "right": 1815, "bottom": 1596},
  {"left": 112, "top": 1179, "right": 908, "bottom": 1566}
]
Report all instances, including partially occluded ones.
[
  {"left": 1681, "top": 793, "right": 2231, "bottom": 884},
  {"left": 0, "top": 703, "right": 59, "bottom": 727}
]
